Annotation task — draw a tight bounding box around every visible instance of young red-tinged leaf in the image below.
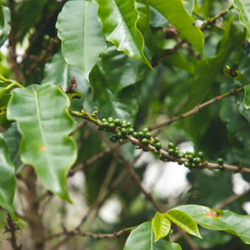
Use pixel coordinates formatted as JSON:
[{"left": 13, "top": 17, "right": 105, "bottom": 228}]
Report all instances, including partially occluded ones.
[
  {"left": 152, "top": 212, "right": 171, "bottom": 242},
  {"left": 7, "top": 84, "right": 77, "bottom": 203},
  {"left": 166, "top": 209, "right": 202, "bottom": 238}
]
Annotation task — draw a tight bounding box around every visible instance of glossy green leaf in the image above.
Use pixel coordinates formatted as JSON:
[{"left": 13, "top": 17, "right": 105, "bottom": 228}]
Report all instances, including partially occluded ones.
[
  {"left": 234, "top": 0, "right": 250, "bottom": 41},
  {"left": 0, "top": 6, "right": 10, "bottom": 47},
  {"left": 166, "top": 209, "right": 202, "bottom": 238},
  {"left": 219, "top": 81, "right": 250, "bottom": 167},
  {"left": 100, "top": 44, "right": 149, "bottom": 93},
  {"left": 0, "top": 74, "right": 23, "bottom": 120},
  {"left": 150, "top": 6, "right": 169, "bottom": 28},
  {"left": 164, "top": 51, "right": 195, "bottom": 74},
  {"left": 0, "top": 135, "right": 16, "bottom": 216},
  {"left": 135, "top": 0, "right": 151, "bottom": 33},
  {"left": 152, "top": 212, "right": 171, "bottom": 242},
  {"left": 0, "top": 5, "right": 4, "bottom": 35},
  {"left": 17, "top": 0, "right": 48, "bottom": 38},
  {"left": 243, "top": 85, "right": 250, "bottom": 109},
  {"left": 41, "top": 52, "right": 90, "bottom": 100},
  {"left": 89, "top": 65, "right": 138, "bottom": 123},
  {"left": 149, "top": 0, "right": 204, "bottom": 54},
  {"left": 7, "top": 84, "right": 77, "bottom": 202},
  {"left": 96, "top": 0, "right": 152, "bottom": 68},
  {"left": 185, "top": 18, "right": 246, "bottom": 110},
  {"left": 56, "top": 0, "right": 107, "bottom": 80},
  {"left": 124, "top": 222, "right": 181, "bottom": 250},
  {"left": 182, "top": 0, "right": 195, "bottom": 14},
  {"left": 176, "top": 205, "right": 250, "bottom": 244},
  {"left": 3, "top": 123, "right": 23, "bottom": 173}
]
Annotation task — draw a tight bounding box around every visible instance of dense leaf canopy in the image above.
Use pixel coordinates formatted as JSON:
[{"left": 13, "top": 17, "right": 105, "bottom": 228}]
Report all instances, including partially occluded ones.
[{"left": 0, "top": 0, "right": 250, "bottom": 249}]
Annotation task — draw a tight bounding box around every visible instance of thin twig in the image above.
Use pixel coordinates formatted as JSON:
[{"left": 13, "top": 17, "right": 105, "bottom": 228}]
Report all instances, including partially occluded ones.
[
  {"left": 45, "top": 226, "right": 135, "bottom": 241},
  {"left": 8, "top": 0, "right": 22, "bottom": 83},
  {"left": 69, "top": 143, "right": 121, "bottom": 176},
  {"left": 149, "top": 88, "right": 244, "bottom": 131},
  {"left": 213, "top": 189, "right": 250, "bottom": 211},
  {"left": 4, "top": 213, "right": 22, "bottom": 250}
]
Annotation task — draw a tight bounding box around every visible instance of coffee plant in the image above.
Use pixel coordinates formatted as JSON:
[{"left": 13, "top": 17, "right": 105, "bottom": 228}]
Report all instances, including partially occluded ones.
[{"left": 1, "top": 0, "right": 250, "bottom": 249}]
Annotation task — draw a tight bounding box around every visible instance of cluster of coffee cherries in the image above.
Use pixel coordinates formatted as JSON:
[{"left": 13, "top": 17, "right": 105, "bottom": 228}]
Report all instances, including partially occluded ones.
[
  {"left": 97, "top": 117, "right": 161, "bottom": 149},
  {"left": 98, "top": 117, "right": 134, "bottom": 144},
  {"left": 163, "top": 142, "right": 204, "bottom": 168},
  {"left": 97, "top": 117, "right": 227, "bottom": 170}
]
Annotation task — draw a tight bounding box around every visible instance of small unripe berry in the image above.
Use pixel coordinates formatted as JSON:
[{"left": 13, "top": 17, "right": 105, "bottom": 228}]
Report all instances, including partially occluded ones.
[
  {"left": 128, "top": 128, "right": 134, "bottom": 134},
  {"left": 138, "top": 131, "right": 144, "bottom": 139},
  {"left": 155, "top": 142, "right": 162, "bottom": 150},
  {"left": 114, "top": 118, "right": 121, "bottom": 126},
  {"left": 141, "top": 138, "right": 149, "bottom": 145},
  {"left": 144, "top": 132, "right": 152, "bottom": 139},
  {"left": 168, "top": 148, "right": 175, "bottom": 155},
  {"left": 121, "top": 128, "right": 127, "bottom": 135},
  {"left": 108, "top": 117, "right": 114, "bottom": 123},
  {"left": 132, "top": 132, "right": 138, "bottom": 138},
  {"left": 194, "top": 157, "right": 201, "bottom": 165},
  {"left": 217, "top": 158, "right": 224, "bottom": 165},
  {"left": 168, "top": 142, "right": 175, "bottom": 149},
  {"left": 110, "top": 135, "right": 117, "bottom": 142}
]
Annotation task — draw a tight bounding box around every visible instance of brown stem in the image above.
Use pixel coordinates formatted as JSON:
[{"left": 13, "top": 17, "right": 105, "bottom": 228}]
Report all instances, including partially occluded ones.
[
  {"left": 4, "top": 213, "right": 22, "bottom": 250},
  {"left": 8, "top": 0, "right": 21, "bottom": 83},
  {"left": 22, "top": 166, "right": 45, "bottom": 250},
  {"left": 149, "top": 88, "right": 244, "bottom": 131}
]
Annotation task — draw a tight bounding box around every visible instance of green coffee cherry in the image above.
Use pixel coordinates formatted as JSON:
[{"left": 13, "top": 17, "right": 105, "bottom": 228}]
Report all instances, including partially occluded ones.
[
  {"left": 155, "top": 142, "right": 162, "bottom": 150},
  {"left": 128, "top": 128, "right": 134, "bottom": 134},
  {"left": 144, "top": 132, "right": 152, "bottom": 139},
  {"left": 108, "top": 117, "right": 113, "bottom": 123},
  {"left": 178, "top": 152, "right": 185, "bottom": 158},
  {"left": 101, "top": 118, "right": 107, "bottom": 123},
  {"left": 116, "top": 132, "right": 122, "bottom": 139},
  {"left": 154, "top": 137, "right": 160, "bottom": 142},
  {"left": 127, "top": 121, "right": 132, "bottom": 127},
  {"left": 114, "top": 118, "right": 121, "bottom": 126},
  {"left": 103, "top": 121, "right": 109, "bottom": 128},
  {"left": 141, "top": 138, "right": 149, "bottom": 145},
  {"left": 217, "top": 158, "right": 224, "bottom": 165},
  {"left": 191, "top": 163, "right": 196, "bottom": 168},
  {"left": 168, "top": 148, "right": 175, "bottom": 155},
  {"left": 194, "top": 157, "right": 201, "bottom": 165},
  {"left": 121, "top": 128, "right": 127, "bottom": 135},
  {"left": 109, "top": 123, "right": 115, "bottom": 129},
  {"left": 138, "top": 131, "right": 144, "bottom": 139},
  {"left": 142, "top": 128, "right": 149, "bottom": 133},
  {"left": 118, "top": 139, "right": 124, "bottom": 144},
  {"left": 168, "top": 142, "right": 175, "bottom": 149},
  {"left": 187, "top": 154, "right": 194, "bottom": 161},
  {"left": 121, "top": 122, "right": 128, "bottom": 128},
  {"left": 184, "top": 161, "right": 191, "bottom": 167},
  {"left": 132, "top": 132, "right": 138, "bottom": 138},
  {"left": 110, "top": 135, "right": 118, "bottom": 142},
  {"left": 198, "top": 151, "right": 204, "bottom": 159}
]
